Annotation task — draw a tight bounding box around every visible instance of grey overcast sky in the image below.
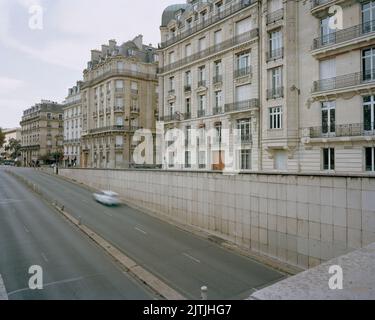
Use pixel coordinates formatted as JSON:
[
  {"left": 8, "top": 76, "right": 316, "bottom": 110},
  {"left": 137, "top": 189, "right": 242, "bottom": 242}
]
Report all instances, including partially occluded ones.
[{"left": 0, "top": 0, "right": 178, "bottom": 129}]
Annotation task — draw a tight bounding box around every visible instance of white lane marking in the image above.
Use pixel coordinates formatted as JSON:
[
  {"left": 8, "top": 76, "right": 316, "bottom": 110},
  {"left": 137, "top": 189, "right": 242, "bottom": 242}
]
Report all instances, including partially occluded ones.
[
  {"left": 0, "top": 274, "right": 8, "bottom": 300},
  {"left": 24, "top": 225, "right": 30, "bottom": 233},
  {"left": 182, "top": 253, "right": 201, "bottom": 264},
  {"left": 41, "top": 253, "right": 49, "bottom": 263},
  {"left": 135, "top": 227, "right": 147, "bottom": 235},
  {"left": 7, "top": 274, "right": 99, "bottom": 297}
]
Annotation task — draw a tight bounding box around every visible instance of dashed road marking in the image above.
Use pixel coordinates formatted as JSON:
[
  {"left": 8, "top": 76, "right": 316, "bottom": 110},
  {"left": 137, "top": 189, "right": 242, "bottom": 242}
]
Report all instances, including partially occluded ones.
[
  {"left": 183, "top": 253, "right": 201, "bottom": 264},
  {"left": 135, "top": 227, "right": 147, "bottom": 235},
  {"left": 41, "top": 252, "right": 49, "bottom": 263}
]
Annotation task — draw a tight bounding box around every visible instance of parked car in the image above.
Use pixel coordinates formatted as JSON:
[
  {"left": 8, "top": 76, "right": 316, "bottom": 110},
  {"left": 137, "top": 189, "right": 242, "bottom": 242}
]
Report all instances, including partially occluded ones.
[{"left": 93, "top": 191, "right": 120, "bottom": 206}]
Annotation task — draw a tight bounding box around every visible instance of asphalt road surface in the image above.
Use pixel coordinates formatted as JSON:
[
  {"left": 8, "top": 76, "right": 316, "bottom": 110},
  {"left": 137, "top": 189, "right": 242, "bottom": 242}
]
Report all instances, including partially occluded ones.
[
  {"left": 9, "top": 167, "right": 286, "bottom": 300},
  {"left": 0, "top": 168, "right": 155, "bottom": 300}
]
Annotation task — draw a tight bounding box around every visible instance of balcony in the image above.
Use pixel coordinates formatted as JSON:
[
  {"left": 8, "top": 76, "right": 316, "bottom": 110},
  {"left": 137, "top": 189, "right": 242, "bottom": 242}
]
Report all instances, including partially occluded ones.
[
  {"left": 312, "top": 21, "right": 375, "bottom": 56},
  {"left": 82, "top": 69, "right": 157, "bottom": 88},
  {"left": 115, "top": 87, "right": 124, "bottom": 93},
  {"left": 267, "top": 87, "right": 284, "bottom": 100},
  {"left": 197, "top": 109, "right": 206, "bottom": 118},
  {"left": 131, "top": 107, "right": 140, "bottom": 114},
  {"left": 168, "top": 89, "right": 176, "bottom": 96},
  {"left": 99, "top": 109, "right": 104, "bottom": 116},
  {"left": 89, "top": 125, "right": 138, "bottom": 135},
  {"left": 159, "top": 0, "right": 257, "bottom": 49},
  {"left": 93, "top": 112, "right": 98, "bottom": 117},
  {"left": 240, "top": 135, "right": 252, "bottom": 144},
  {"left": 114, "top": 106, "right": 124, "bottom": 112},
  {"left": 182, "top": 112, "right": 191, "bottom": 120},
  {"left": 158, "top": 29, "right": 259, "bottom": 74},
  {"left": 266, "top": 8, "right": 284, "bottom": 25},
  {"left": 184, "top": 85, "right": 192, "bottom": 92},
  {"left": 106, "top": 108, "right": 111, "bottom": 114},
  {"left": 213, "top": 75, "right": 223, "bottom": 84},
  {"left": 234, "top": 66, "right": 251, "bottom": 78},
  {"left": 131, "top": 89, "right": 139, "bottom": 95},
  {"left": 307, "top": 123, "right": 375, "bottom": 139},
  {"left": 225, "top": 99, "right": 259, "bottom": 113},
  {"left": 312, "top": 70, "right": 375, "bottom": 94},
  {"left": 266, "top": 48, "right": 284, "bottom": 62},
  {"left": 198, "top": 80, "right": 207, "bottom": 88},
  {"left": 115, "top": 144, "right": 123, "bottom": 149},
  {"left": 213, "top": 106, "right": 224, "bottom": 115}
]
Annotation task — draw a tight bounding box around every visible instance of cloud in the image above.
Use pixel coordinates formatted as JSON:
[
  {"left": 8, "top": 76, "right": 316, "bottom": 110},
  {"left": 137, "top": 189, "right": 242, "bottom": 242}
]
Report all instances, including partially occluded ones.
[{"left": 0, "top": 77, "right": 25, "bottom": 94}]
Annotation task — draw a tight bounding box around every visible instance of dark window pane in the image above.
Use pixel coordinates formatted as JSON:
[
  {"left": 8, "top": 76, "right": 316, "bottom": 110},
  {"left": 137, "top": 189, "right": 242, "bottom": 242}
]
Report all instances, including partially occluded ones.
[
  {"left": 366, "top": 148, "right": 373, "bottom": 171},
  {"left": 330, "top": 148, "right": 335, "bottom": 170},
  {"left": 364, "top": 104, "right": 372, "bottom": 130},
  {"left": 323, "top": 148, "right": 329, "bottom": 170}
]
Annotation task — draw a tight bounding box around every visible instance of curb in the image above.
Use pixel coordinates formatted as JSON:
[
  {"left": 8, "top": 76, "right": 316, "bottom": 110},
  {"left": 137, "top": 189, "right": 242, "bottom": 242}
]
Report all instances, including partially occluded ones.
[{"left": 0, "top": 275, "right": 8, "bottom": 301}]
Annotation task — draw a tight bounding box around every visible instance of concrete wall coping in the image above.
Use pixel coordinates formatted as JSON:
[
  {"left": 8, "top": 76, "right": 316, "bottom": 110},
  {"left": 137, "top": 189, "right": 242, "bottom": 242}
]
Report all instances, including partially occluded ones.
[{"left": 250, "top": 243, "right": 375, "bottom": 300}]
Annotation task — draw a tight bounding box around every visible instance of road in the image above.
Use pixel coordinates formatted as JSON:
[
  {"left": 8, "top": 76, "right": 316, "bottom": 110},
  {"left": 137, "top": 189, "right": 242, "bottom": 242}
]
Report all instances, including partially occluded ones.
[
  {"left": 9, "top": 167, "right": 285, "bottom": 300},
  {"left": 0, "top": 168, "right": 155, "bottom": 300}
]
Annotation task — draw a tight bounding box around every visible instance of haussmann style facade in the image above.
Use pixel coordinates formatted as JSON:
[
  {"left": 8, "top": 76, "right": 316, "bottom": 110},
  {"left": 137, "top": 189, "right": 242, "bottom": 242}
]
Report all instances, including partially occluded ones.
[
  {"left": 157, "top": 0, "right": 375, "bottom": 175},
  {"left": 80, "top": 36, "right": 159, "bottom": 169}
]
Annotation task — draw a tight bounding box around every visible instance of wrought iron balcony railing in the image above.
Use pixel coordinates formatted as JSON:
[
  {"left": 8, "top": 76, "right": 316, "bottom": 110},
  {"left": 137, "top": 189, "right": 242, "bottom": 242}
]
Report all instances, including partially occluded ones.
[
  {"left": 266, "top": 8, "right": 284, "bottom": 25},
  {"left": 213, "top": 75, "right": 223, "bottom": 84},
  {"left": 114, "top": 106, "right": 124, "bottom": 112},
  {"left": 213, "top": 106, "right": 224, "bottom": 115},
  {"left": 168, "top": 89, "right": 176, "bottom": 95},
  {"left": 266, "top": 47, "right": 284, "bottom": 61},
  {"left": 234, "top": 66, "right": 251, "bottom": 78},
  {"left": 197, "top": 109, "right": 206, "bottom": 118},
  {"left": 225, "top": 99, "right": 259, "bottom": 112},
  {"left": 159, "top": 0, "right": 257, "bottom": 48},
  {"left": 266, "top": 87, "right": 284, "bottom": 100},
  {"left": 198, "top": 80, "right": 207, "bottom": 87},
  {"left": 311, "top": 0, "right": 335, "bottom": 9},
  {"left": 158, "top": 29, "right": 259, "bottom": 74},
  {"left": 313, "top": 20, "right": 375, "bottom": 50},
  {"left": 308, "top": 123, "right": 375, "bottom": 138},
  {"left": 312, "top": 70, "right": 375, "bottom": 93},
  {"left": 89, "top": 125, "right": 138, "bottom": 134},
  {"left": 184, "top": 85, "right": 192, "bottom": 92}
]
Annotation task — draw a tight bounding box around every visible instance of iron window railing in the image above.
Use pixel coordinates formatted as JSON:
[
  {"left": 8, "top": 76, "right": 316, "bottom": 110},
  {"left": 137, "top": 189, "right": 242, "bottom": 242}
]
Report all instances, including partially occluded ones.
[
  {"left": 198, "top": 80, "right": 207, "bottom": 87},
  {"left": 312, "top": 70, "right": 375, "bottom": 93},
  {"left": 158, "top": 29, "right": 259, "bottom": 74},
  {"left": 313, "top": 20, "right": 375, "bottom": 50},
  {"left": 197, "top": 109, "right": 206, "bottom": 118},
  {"left": 234, "top": 66, "right": 251, "bottom": 78},
  {"left": 267, "top": 87, "right": 284, "bottom": 99},
  {"left": 159, "top": 0, "right": 257, "bottom": 48},
  {"left": 266, "top": 8, "right": 284, "bottom": 24},
  {"left": 225, "top": 99, "right": 259, "bottom": 112},
  {"left": 213, "top": 74, "right": 223, "bottom": 84},
  {"left": 311, "top": 0, "right": 334, "bottom": 9},
  {"left": 213, "top": 106, "right": 224, "bottom": 115},
  {"left": 266, "top": 47, "right": 284, "bottom": 61},
  {"left": 308, "top": 123, "right": 375, "bottom": 138}
]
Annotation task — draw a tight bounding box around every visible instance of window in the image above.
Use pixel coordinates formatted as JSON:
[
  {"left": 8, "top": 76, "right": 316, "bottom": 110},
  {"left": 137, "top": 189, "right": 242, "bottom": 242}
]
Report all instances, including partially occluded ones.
[
  {"left": 116, "top": 97, "right": 124, "bottom": 107},
  {"left": 322, "top": 101, "right": 336, "bottom": 135},
  {"left": 236, "top": 17, "right": 252, "bottom": 35},
  {"left": 269, "top": 67, "right": 283, "bottom": 98},
  {"left": 198, "top": 37, "right": 206, "bottom": 51},
  {"left": 214, "top": 30, "right": 222, "bottom": 45},
  {"left": 185, "top": 44, "right": 192, "bottom": 57},
  {"left": 236, "top": 84, "right": 251, "bottom": 102},
  {"left": 169, "top": 102, "right": 175, "bottom": 117},
  {"left": 115, "top": 80, "right": 124, "bottom": 89},
  {"left": 198, "top": 95, "right": 206, "bottom": 112},
  {"left": 169, "top": 51, "right": 175, "bottom": 64},
  {"left": 237, "top": 119, "right": 251, "bottom": 142},
  {"left": 215, "top": 1, "right": 223, "bottom": 14},
  {"left": 169, "top": 77, "right": 175, "bottom": 92},
  {"left": 240, "top": 150, "right": 251, "bottom": 170},
  {"left": 198, "top": 66, "right": 206, "bottom": 84},
  {"left": 115, "top": 136, "right": 123, "bottom": 146},
  {"left": 364, "top": 95, "right": 375, "bottom": 131},
  {"left": 186, "top": 18, "right": 192, "bottom": 30},
  {"left": 362, "top": 1, "right": 375, "bottom": 33},
  {"left": 214, "top": 60, "right": 222, "bottom": 77},
  {"left": 236, "top": 51, "right": 250, "bottom": 75},
  {"left": 274, "top": 150, "right": 287, "bottom": 171},
  {"left": 269, "top": 107, "right": 283, "bottom": 129},
  {"left": 269, "top": 30, "right": 283, "bottom": 58},
  {"left": 117, "top": 61, "right": 125, "bottom": 71},
  {"left": 185, "top": 151, "right": 191, "bottom": 168},
  {"left": 362, "top": 48, "right": 375, "bottom": 81},
  {"left": 199, "top": 151, "right": 206, "bottom": 169},
  {"left": 131, "top": 82, "right": 138, "bottom": 91},
  {"left": 320, "top": 16, "right": 336, "bottom": 45},
  {"left": 185, "top": 71, "right": 192, "bottom": 86},
  {"left": 365, "top": 147, "right": 375, "bottom": 172},
  {"left": 185, "top": 98, "right": 191, "bottom": 114},
  {"left": 215, "top": 91, "right": 223, "bottom": 109},
  {"left": 323, "top": 148, "right": 335, "bottom": 171}
]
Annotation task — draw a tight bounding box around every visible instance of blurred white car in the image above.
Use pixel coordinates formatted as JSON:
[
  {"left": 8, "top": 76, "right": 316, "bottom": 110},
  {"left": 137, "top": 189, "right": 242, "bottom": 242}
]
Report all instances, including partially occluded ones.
[{"left": 93, "top": 191, "right": 120, "bottom": 206}]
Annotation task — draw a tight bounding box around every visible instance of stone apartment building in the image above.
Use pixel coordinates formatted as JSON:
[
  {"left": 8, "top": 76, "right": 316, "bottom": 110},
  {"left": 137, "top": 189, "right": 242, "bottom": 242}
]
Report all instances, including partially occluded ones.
[
  {"left": 20, "top": 100, "right": 64, "bottom": 166},
  {"left": 158, "top": 0, "right": 375, "bottom": 175},
  {"left": 80, "top": 36, "right": 159, "bottom": 169},
  {"left": 0, "top": 127, "right": 21, "bottom": 160},
  {"left": 63, "top": 82, "right": 82, "bottom": 167},
  {"left": 158, "top": 0, "right": 259, "bottom": 171}
]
